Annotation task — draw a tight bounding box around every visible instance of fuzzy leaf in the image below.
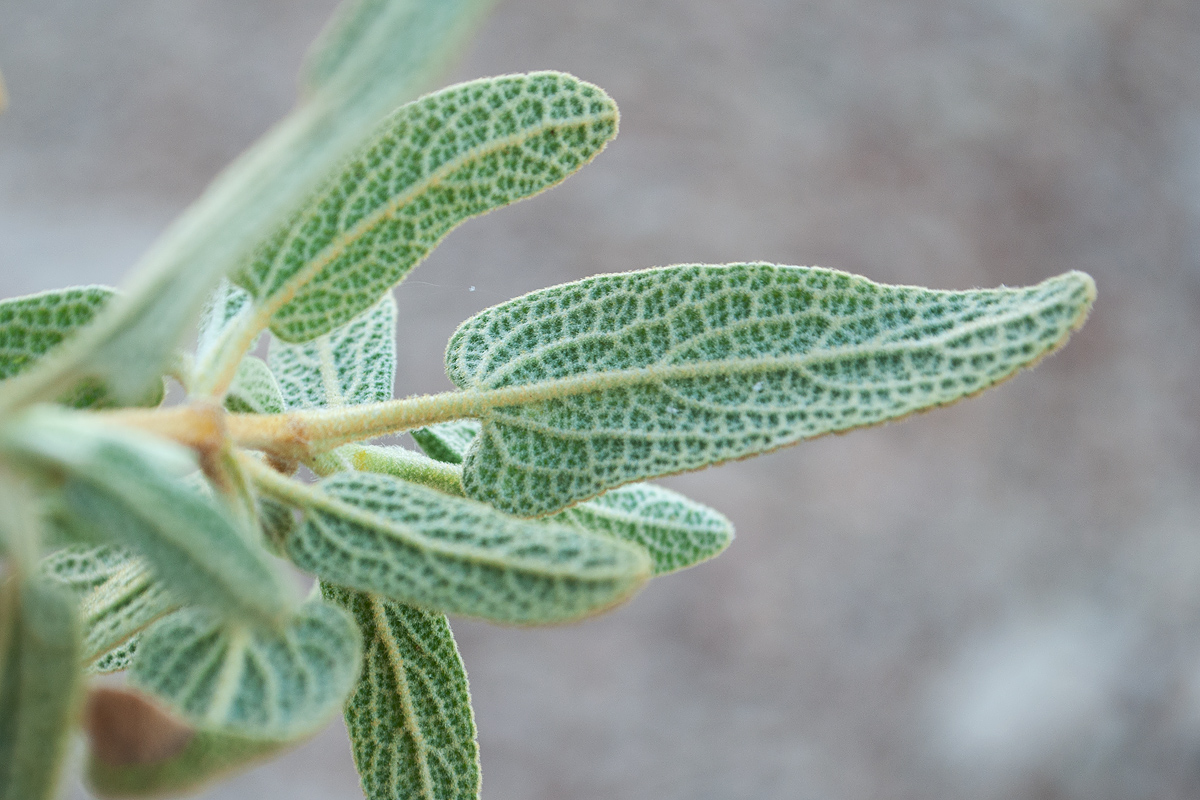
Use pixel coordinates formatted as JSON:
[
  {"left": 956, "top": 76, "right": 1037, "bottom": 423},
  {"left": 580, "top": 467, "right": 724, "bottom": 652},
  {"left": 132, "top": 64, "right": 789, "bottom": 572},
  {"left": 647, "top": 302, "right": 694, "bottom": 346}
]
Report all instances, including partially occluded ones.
[
  {"left": 0, "top": 409, "right": 295, "bottom": 626},
  {"left": 409, "top": 420, "right": 731, "bottom": 573},
  {"left": 0, "top": 286, "right": 158, "bottom": 408},
  {"left": 348, "top": 445, "right": 465, "bottom": 497},
  {"left": 322, "top": 583, "right": 479, "bottom": 800},
  {"left": 224, "top": 356, "right": 285, "bottom": 415},
  {"left": 128, "top": 600, "right": 361, "bottom": 740},
  {"left": 270, "top": 293, "right": 396, "bottom": 409},
  {"left": 0, "top": 578, "right": 82, "bottom": 800},
  {"left": 235, "top": 72, "right": 619, "bottom": 343},
  {"left": 560, "top": 484, "right": 733, "bottom": 575},
  {"left": 195, "top": 280, "right": 252, "bottom": 364},
  {"left": 41, "top": 545, "right": 179, "bottom": 672},
  {"left": 303, "top": 0, "right": 494, "bottom": 102},
  {"left": 281, "top": 471, "right": 651, "bottom": 624},
  {"left": 0, "top": 0, "right": 494, "bottom": 407},
  {"left": 411, "top": 420, "right": 482, "bottom": 465},
  {"left": 446, "top": 264, "right": 1097, "bottom": 515}
]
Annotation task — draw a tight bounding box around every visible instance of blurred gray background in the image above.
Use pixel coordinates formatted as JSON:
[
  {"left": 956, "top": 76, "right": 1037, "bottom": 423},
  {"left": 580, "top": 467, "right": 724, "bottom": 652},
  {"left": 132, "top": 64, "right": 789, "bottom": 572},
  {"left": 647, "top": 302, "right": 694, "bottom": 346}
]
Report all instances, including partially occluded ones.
[{"left": 2, "top": 1, "right": 1199, "bottom": 798}]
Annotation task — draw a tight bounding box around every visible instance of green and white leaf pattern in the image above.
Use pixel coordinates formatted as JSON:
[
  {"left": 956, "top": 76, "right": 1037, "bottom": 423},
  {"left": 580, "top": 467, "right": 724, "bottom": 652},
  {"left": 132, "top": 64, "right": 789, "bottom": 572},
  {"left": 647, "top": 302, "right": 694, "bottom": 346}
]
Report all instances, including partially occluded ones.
[
  {"left": 409, "top": 419, "right": 731, "bottom": 573},
  {"left": 323, "top": 583, "right": 479, "bottom": 800},
  {"left": 411, "top": 420, "right": 482, "bottom": 465},
  {"left": 235, "top": 72, "right": 618, "bottom": 342},
  {"left": 0, "top": 285, "right": 148, "bottom": 408},
  {"left": 1, "top": 409, "right": 295, "bottom": 626},
  {"left": 41, "top": 545, "right": 179, "bottom": 672},
  {"left": 129, "top": 600, "right": 361, "bottom": 740},
  {"left": 270, "top": 293, "right": 397, "bottom": 409},
  {"left": 224, "top": 356, "right": 285, "bottom": 415},
  {"left": 195, "top": 280, "right": 252, "bottom": 365},
  {"left": 0, "top": 578, "right": 82, "bottom": 800},
  {"left": 281, "top": 471, "right": 651, "bottom": 624},
  {"left": 446, "top": 264, "right": 1096, "bottom": 515},
  {"left": 559, "top": 483, "right": 733, "bottom": 575}
]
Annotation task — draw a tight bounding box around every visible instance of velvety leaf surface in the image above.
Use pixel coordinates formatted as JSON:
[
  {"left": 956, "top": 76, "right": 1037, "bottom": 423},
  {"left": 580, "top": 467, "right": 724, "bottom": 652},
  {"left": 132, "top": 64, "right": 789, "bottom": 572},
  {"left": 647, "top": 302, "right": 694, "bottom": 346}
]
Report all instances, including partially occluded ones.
[
  {"left": 129, "top": 599, "right": 361, "bottom": 740},
  {"left": 235, "top": 72, "right": 618, "bottom": 342},
  {"left": 282, "top": 471, "right": 651, "bottom": 624},
  {"left": 0, "top": 409, "right": 294, "bottom": 625},
  {"left": 323, "top": 583, "right": 479, "bottom": 800},
  {"left": 0, "top": 578, "right": 82, "bottom": 800},
  {"left": 41, "top": 545, "right": 179, "bottom": 672},
  {"left": 446, "top": 264, "right": 1096, "bottom": 515},
  {"left": 270, "top": 293, "right": 397, "bottom": 409},
  {"left": 411, "top": 420, "right": 482, "bottom": 465},
  {"left": 223, "top": 355, "right": 285, "bottom": 415}
]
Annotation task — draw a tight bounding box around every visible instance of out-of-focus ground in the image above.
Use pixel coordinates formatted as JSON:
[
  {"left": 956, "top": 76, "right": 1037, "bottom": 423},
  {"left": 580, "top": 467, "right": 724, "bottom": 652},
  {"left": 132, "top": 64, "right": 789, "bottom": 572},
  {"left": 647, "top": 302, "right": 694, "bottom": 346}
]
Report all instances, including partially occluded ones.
[{"left": 2, "top": 1, "right": 1199, "bottom": 798}]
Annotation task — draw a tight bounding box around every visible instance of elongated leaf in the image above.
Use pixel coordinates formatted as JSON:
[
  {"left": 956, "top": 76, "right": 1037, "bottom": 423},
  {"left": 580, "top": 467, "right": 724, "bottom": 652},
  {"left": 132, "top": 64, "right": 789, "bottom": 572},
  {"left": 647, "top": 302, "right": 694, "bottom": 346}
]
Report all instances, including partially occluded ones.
[
  {"left": 303, "top": 0, "right": 494, "bottom": 100},
  {"left": 236, "top": 72, "right": 619, "bottom": 343},
  {"left": 194, "top": 279, "right": 252, "bottom": 364},
  {"left": 224, "top": 356, "right": 285, "bottom": 415},
  {"left": 0, "top": 0, "right": 495, "bottom": 408},
  {"left": 322, "top": 583, "right": 479, "bottom": 800},
  {"left": 560, "top": 484, "right": 733, "bottom": 575},
  {"left": 270, "top": 293, "right": 397, "bottom": 409},
  {"left": 41, "top": 545, "right": 179, "bottom": 672},
  {"left": 446, "top": 264, "right": 1097, "bottom": 515},
  {"left": 0, "top": 578, "right": 82, "bottom": 800},
  {"left": 129, "top": 599, "right": 361, "bottom": 740},
  {"left": 1, "top": 409, "right": 295, "bottom": 625},
  {"left": 411, "top": 419, "right": 483, "bottom": 465},
  {"left": 409, "top": 419, "right": 731, "bottom": 573},
  {"left": 0, "top": 286, "right": 157, "bottom": 408},
  {"left": 280, "top": 471, "right": 651, "bottom": 624}
]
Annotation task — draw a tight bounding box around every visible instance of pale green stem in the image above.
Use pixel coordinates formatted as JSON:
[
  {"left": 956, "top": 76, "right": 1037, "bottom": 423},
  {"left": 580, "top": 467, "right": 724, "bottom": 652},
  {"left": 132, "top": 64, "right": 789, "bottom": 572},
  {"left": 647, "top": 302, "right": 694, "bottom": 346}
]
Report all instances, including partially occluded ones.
[{"left": 190, "top": 305, "right": 266, "bottom": 399}]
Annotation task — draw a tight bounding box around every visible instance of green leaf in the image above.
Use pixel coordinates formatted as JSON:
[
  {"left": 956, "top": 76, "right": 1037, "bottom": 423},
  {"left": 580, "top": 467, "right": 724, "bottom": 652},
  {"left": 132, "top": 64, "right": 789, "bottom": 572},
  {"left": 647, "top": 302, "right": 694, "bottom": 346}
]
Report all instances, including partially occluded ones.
[
  {"left": 445, "top": 264, "right": 1097, "bottom": 515},
  {"left": 270, "top": 293, "right": 397, "bottom": 409},
  {"left": 559, "top": 484, "right": 733, "bottom": 576},
  {"left": 408, "top": 420, "right": 731, "bottom": 574},
  {"left": 42, "top": 545, "right": 179, "bottom": 672},
  {"left": 411, "top": 419, "right": 482, "bottom": 465},
  {"left": 128, "top": 599, "right": 362, "bottom": 740},
  {"left": 236, "top": 72, "right": 619, "bottom": 343},
  {"left": 1, "top": 409, "right": 295, "bottom": 626},
  {"left": 278, "top": 471, "right": 651, "bottom": 624},
  {"left": 224, "top": 355, "right": 285, "bottom": 415},
  {"left": 195, "top": 280, "right": 253, "bottom": 364},
  {"left": 322, "top": 583, "right": 479, "bottom": 800},
  {"left": 303, "top": 0, "right": 495, "bottom": 102},
  {"left": 0, "top": 0, "right": 496, "bottom": 408},
  {"left": 0, "top": 578, "right": 82, "bottom": 800},
  {"left": 0, "top": 286, "right": 158, "bottom": 408}
]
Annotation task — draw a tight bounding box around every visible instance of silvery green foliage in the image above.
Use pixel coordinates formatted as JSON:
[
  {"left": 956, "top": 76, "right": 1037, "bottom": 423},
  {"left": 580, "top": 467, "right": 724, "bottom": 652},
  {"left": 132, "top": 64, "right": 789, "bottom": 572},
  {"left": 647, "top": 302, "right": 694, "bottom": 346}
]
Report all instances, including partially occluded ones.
[
  {"left": 446, "top": 264, "right": 1095, "bottom": 515},
  {"left": 271, "top": 293, "right": 397, "bottom": 409},
  {"left": 128, "top": 599, "right": 361, "bottom": 740},
  {"left": 412, "top": 419, "right": 735, "bottom": 574},
  {"left": 0, "top": 578, "right": 81, "bottom": 800},
  {"left": 0, "top": 1, "right": 1098, "bottom": 798},
  {"left": 322, "top": 583, "right": 480, "bottom": 800}
]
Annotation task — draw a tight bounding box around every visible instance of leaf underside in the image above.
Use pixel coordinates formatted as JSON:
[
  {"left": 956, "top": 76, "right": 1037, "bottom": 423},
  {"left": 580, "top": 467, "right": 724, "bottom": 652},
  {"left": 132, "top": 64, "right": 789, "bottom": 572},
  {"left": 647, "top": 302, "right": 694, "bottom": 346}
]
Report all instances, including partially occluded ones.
[
  {"left": 223, "top": 356, "right": 285, "bottom": 415},
  {"left": 411, "top": 420, "right": 733, "bottom": 574},
  {"left": 235, "top": 71, "right": 619, "bottom": 342},
  {"left": 323, "top": 583, "right": 480, "bottom": 800},
  {"left": 0, "top": 286, "right": 158, "bottom": 408},
  {"left": 446, "top": 264, "right": 1096, "bottom": 515},
  {"left": 270, "top": 293, "right": 397, "bottom": 409},
  {"left": 284, "top": 471, "right": 651, "bottom": 624},
  {"left": 128, "top": 600, "right": 361, "bottom": 740},
  {"left": 0, "top": 579, "right": 82, "bottom": 800}
]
